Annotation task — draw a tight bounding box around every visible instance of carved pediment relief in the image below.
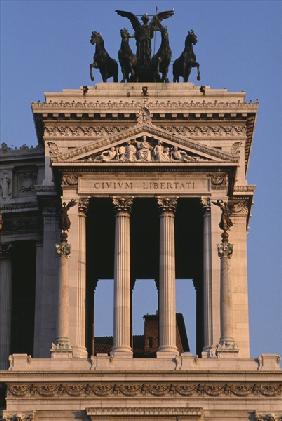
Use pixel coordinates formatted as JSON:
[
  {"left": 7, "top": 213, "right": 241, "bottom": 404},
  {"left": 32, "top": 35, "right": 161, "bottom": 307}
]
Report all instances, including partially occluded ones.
[
  {"left": 78, "top": 136, "right": 212, "bottom": 163},
  {"left": 49, "top": 107, "right": 239, "bottom": 166}
]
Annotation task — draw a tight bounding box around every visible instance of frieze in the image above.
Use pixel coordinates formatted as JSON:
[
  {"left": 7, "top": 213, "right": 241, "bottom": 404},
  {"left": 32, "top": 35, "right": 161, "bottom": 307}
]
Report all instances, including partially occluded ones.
[
  {"left": 44, "top": 125, "right": 128, "bottom": 138},
  {"left": 86, "top": 406, "right": 203, "bottom": 417},
  {"left": 3, "top": 412, "right": 35, "bottom": 421},
  {"left": 4, "top": 214, "right": 40, "bottom": 233},
  {"left": 159, "top": 125, "right": 246, "bottom": 137},
  {"left": 254, "top": 414, "right": 282, "bottom": 421},
  {"left": 7, "top": 382, "right": 282, "bottom": 398}
]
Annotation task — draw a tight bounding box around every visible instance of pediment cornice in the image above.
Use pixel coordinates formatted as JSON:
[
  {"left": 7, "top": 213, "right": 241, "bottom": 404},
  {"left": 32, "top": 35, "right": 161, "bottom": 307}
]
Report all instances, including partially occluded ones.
[{"left": 49, "top": 118, "right": 238, "bottom": 166}]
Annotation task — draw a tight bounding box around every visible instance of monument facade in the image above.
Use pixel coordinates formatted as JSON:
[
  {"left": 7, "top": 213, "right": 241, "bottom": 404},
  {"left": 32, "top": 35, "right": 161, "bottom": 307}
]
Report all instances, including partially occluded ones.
[{"left": 0, "top": 10, "right": 281, "bottom": 420}]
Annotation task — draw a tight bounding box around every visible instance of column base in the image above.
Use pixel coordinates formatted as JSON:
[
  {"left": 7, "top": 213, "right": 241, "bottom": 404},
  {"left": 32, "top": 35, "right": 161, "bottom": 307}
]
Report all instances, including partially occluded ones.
[
  {"left": 72, "top": 346, "right": 88, "bottom": 359},
  {"left": 50, "top": 337, "right": 73, "bottom": 358},
  {"left": 156, "top": 347, "right": 179, "bottom": 358},
  {"left": 216, "top": 340, "right": 239, "bottom": 358},
  {"left": 110, "top": 348, "right": 133, "bottom": 358}
]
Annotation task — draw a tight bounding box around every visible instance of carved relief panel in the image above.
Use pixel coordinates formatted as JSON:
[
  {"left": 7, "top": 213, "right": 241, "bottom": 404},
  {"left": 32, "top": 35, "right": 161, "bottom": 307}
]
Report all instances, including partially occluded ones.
[
  {"left": 0, "top": 170, "right": 12, "bottom": 200},
  {"left": 13, "top": 167, "right": 38, "bottom": 197}
]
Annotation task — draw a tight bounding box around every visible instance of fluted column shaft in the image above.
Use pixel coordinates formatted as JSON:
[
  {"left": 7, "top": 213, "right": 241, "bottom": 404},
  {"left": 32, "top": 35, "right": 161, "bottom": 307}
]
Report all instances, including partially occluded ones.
[
  {"left": 76, "top": 198, "right": 89, "bottom": 354},
  {"left": 201, "top": 198, "right": 212, "bottom": 349},
  {"left": 0, "top": 245, "right": 12, "bottom": 369},
  {"left": 157, "top": 197, "right": 178, "bottom": 356},
  {"left": 218, "top": 241, "right": 234, "bottom": 345},
  {"left": 111, "top": 197, "right": 133, "bottom": 356},
  {"left": 57, "top": 251, "right": 70, "bottom": 344}
]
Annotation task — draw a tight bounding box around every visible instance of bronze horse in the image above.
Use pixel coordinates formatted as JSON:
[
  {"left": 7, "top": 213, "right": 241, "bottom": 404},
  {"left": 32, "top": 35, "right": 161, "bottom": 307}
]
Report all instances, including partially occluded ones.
[
  {"left": 90, "top": 31, "right": 118, "bottom": 82},
  {"left": 173, "top": 30, "right": 200, "bottom": 82},
  {"left": 151, "top": 24, "right": 172, "bottom": 83},
  {"left": 118, "top": 28, "right": 137, "bottom": 82}
]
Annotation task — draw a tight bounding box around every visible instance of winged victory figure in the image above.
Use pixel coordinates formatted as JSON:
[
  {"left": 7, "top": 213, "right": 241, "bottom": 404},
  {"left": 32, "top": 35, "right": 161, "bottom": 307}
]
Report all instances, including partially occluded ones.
[{"left": 116, "top": 9, "right": 174, "bottom": 81}]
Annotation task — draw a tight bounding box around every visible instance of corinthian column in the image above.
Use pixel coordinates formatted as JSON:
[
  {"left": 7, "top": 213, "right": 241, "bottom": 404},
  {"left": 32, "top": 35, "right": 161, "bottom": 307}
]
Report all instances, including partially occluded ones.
[
  {"left": 157, "top": 197, "right": 178, "bottom": 357},
  {"left": 201, "top": 197, "right": 212, "bottom": 351},
  {"left": 0, "top": 244, "right": 12, "bottom": 369},
  {"left": 111, "top": 197, "right": 133, "bottom": 357}
]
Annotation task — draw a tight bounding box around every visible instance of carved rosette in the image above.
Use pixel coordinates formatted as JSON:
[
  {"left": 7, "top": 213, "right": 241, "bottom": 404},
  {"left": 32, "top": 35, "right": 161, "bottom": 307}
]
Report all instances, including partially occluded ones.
[
  {"left": 55, "top": 241, "right": 71, "bottom": 257},
  {"left": 78, "top": 197, "right": 90, "bottom": 215},
  {"left": 217, "top": 242, "right": 233, "bottom": 259},
  {"left": 112, "top": 197, "right": 133, "bottom": 213},
  {"left": 157, "top": 197, "right": 178, "bottom": 214}
]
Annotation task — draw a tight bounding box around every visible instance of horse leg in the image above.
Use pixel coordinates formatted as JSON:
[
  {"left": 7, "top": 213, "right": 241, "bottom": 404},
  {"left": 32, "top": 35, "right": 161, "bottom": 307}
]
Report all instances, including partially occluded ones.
[
  {"left": 120, "top": 65, "right": 125, "bottom": 83},
  {"left": 90, "top": 64, "right": 94, "bottom": 82},
  {"left": 196, "top": 63, "right": 201, "bottom": 81}
]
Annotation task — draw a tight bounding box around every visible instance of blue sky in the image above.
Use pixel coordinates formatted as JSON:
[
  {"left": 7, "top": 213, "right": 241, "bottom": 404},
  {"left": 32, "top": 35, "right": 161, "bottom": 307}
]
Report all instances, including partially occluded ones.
[{"left": 1, "top": 0, "right": 281, "bottom": 356}]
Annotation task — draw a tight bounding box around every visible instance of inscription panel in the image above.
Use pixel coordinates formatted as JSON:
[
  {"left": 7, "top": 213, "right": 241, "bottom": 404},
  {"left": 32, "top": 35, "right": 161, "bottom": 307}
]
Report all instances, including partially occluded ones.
[{"left": 78, "top": 173, "right": 210, "bottom": 196}]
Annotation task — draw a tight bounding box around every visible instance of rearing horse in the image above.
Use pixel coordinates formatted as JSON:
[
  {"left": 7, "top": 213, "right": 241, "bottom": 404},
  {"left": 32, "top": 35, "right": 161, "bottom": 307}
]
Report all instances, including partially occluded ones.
[
  {"left": 90, "top": 31, "right": 118, "bottom": 82},
  {"left": 118, "top": 28, "right": 137, "bottom": 82},
  {"left": 151, "top": 24, "right": 172, "bottom": 83},
  {"left": 173, "top": 30, "right": 200, "bottom": 82}
]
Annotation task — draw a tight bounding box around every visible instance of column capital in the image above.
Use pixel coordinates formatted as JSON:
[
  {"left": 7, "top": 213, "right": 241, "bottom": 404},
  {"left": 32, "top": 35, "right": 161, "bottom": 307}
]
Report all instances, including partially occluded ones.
[
  {"left": 0, "top": 243, "right": 12, "bottom": 259},
  {"left": 157, "top": 197, "right": 178, "bottom": 214},
  {"left": 200, "top": 197, "right": 211, "bottom": 213},
  {"left": 112, "top": 196, "right": 133, "bottom": 213},
  {"left": 78, "top": 197, "right": 90, "bottom": 215}
]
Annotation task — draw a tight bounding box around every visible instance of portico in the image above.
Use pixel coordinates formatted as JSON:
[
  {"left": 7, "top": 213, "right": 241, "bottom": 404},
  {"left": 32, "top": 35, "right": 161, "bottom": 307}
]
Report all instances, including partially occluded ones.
[{"left": 1, "top": 83, "right": 280, "bottom": 421}]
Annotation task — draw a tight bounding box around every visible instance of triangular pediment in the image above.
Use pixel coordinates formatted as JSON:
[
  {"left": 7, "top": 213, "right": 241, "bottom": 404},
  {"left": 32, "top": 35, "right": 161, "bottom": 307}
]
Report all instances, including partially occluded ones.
[{"left": 49, "top": 121, "right": 238, "bottom": 166}]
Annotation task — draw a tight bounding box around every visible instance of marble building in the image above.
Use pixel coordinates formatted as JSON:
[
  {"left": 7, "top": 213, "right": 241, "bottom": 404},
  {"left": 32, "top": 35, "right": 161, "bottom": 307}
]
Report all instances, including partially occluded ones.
[{"left": 0, "top": 82, "right": 281, "bottom": 420}]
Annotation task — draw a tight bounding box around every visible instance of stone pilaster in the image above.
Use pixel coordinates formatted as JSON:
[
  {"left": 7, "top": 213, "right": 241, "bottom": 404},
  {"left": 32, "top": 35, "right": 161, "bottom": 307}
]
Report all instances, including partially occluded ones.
[
  {"left": 0, "top": 244, "right": 12, "bottom": 369},
  {"left": 228, "top": 196, "right": 251, "bottom": 357},
  {"left": 111, "top": 197, "right": 133, "bottom": 357},
  {"left": 157, "top": 197, "right": 178, "bottom": 357}
]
